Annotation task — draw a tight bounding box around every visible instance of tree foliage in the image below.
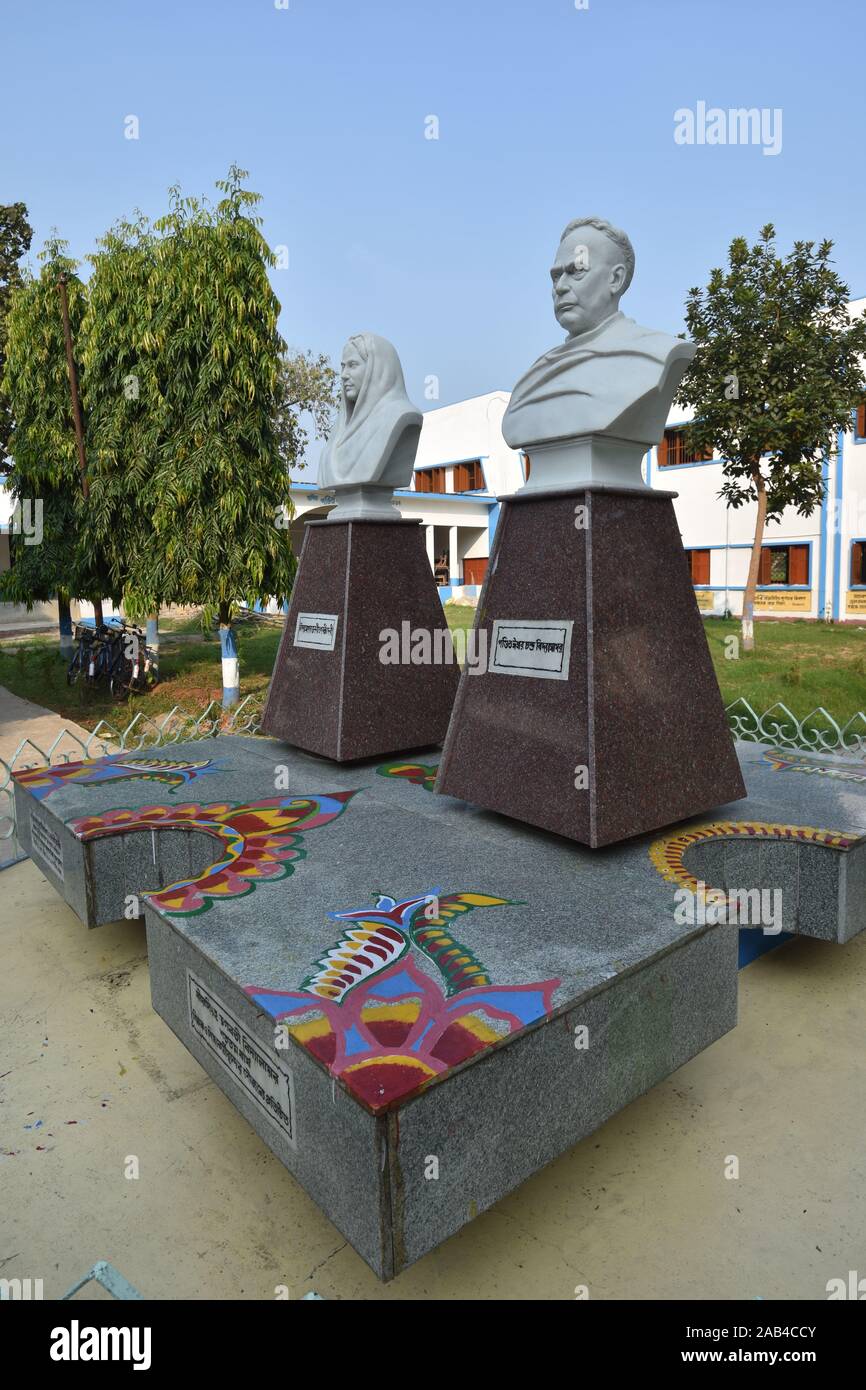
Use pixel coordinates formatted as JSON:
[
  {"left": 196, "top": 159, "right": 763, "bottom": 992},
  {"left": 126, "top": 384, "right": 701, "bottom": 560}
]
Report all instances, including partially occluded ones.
[
  {"left": 275, "top": 349, "right": 338, "bottom": 473},
  {"left": 82, "top": 167, "right": 334, "bottom": 622},
  {"left": 81, "top": 213, "right": 161, "bottom": 607},
  {"left": 4, "top": 168, "right": 337, "bottom": 625},
  {"left": 0, "top": 238, "right": 115, "bottom": 607},
  {"left": 676, "top": 225, "right": 866, "bottom": 642},
  {"left": 0, "top": 202, "right": 34, "bottom": 472},
  {"left": 136, "top": 167, "right": 295, "bottom": 621}
]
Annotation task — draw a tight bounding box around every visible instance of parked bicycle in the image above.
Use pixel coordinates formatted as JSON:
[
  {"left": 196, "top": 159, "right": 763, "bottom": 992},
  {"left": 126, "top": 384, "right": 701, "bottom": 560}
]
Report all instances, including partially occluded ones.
[
  {"left": 65, "top": 619, "right": 159, "bottom": 699},
  {"left": 65, "top": 622, "right": 98, "bottom": 688},
  {"left": 113, "top": 620, "right": 159, "bottom": 698}
]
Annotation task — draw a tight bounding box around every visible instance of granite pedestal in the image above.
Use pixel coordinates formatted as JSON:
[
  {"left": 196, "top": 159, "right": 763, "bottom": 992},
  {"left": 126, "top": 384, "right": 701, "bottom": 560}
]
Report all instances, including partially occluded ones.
[
  {"left": 11, "top": 734, "right": 866, "bottom": 1277},
  {"left": 262, "top": 518, "right": 458, "bottom": 761},
  {"left": 435, "top": 486, "right": 746, "bottom": 845}
]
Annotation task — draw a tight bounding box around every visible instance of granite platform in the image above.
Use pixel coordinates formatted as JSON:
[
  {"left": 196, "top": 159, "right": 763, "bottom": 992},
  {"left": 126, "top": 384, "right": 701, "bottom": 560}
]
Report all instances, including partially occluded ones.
[{"left": 10, "top": 734, "right": 866, "bottom": 1277}]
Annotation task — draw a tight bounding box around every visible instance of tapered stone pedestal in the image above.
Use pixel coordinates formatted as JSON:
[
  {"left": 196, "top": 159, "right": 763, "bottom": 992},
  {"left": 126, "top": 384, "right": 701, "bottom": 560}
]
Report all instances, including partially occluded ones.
[
  {"left": 262, "top": 518, "right": 458, "bottom": 761},
  {"left": 435, "top": 485, "right": 746, "bottom": 846}
]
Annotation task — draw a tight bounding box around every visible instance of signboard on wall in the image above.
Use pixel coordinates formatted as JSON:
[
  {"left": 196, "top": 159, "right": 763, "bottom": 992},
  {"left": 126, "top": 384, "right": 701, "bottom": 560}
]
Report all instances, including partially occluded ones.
[
  {"left": 846, "top": 590, "right": 866, "bottom": 616},
  {"left": 694, "top": 589, "right": 715, "bottom": 611},
  {"left": 754, "top": 591, "right": 812, "bottom": 613}
]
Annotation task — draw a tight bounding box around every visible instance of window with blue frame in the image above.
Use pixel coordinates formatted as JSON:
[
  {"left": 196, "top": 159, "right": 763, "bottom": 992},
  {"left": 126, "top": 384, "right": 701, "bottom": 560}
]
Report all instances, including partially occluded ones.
[
  {"left": 415, "top": 466, "right": 447, "bottom": 493},
  {"left": 687, "top": 548, "right": 711, "bottom": 584},
  {"left": 759, "top": 544, "right": 809, "bottom": 586},
  {"left": 658, "top": 427, "right": 713, "bottom": 466},
  {"left": 453, "top": 460, "right": 485, "bottom": 491}
]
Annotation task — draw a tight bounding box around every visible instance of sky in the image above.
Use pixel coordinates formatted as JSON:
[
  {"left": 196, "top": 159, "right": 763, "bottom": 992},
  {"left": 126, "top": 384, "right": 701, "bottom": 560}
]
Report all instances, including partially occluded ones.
[{"left": 4, "top": 0, "right": 865, "bottom": 432}]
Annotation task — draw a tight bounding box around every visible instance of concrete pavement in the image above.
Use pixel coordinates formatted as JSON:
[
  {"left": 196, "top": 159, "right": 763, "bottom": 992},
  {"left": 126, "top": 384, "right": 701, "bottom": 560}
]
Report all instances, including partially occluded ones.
[
  {"left": 1, "top": 854, "right": 864, "bottom": 1299},
  {"left": 0, "top": 685, "right": 93, "bottom": 768}
]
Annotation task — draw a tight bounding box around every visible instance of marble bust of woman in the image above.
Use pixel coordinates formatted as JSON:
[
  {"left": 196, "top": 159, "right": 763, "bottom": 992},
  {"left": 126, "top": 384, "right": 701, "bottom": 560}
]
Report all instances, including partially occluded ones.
[{"left": 318, "top": 332, "right": 423, "bottom": 521}]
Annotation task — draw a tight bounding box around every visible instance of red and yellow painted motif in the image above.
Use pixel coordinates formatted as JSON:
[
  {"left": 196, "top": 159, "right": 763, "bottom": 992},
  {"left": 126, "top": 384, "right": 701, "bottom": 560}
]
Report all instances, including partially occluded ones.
[
  {"left": 246, "top": 890, "right": 558, "bottom": 1111},
  {"left": 13, "top": 753, "right": 220, "bottom": 801},
  {"left": 649, "top": 820, "right": 855, "bottom": 894},
  {"left": 375, "top": 761, "right": 439, "bottom": 793},
  {"left": 68, "top": 792, "right": 355, "bottom": 916}
]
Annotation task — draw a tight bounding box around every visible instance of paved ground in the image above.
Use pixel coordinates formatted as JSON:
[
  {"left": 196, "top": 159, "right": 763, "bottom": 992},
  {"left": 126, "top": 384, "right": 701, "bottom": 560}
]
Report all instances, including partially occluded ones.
[
  {"left": 0, "top": 685, "right": 92, "bottom": 768},
  {"left": 1, "top": 850, "right": 864, "bottom": 1300}
]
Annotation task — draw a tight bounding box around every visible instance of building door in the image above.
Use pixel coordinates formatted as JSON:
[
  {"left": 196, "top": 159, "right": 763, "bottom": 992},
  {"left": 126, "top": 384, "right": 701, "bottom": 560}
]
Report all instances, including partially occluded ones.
[{"left": 463, "top": 557, "right": 488, "bottom": 587}]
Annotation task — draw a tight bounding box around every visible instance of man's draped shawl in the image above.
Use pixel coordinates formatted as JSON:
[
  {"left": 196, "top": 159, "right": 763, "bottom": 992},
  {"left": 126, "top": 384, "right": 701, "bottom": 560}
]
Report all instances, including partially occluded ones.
[{"left": 502, "top": 311, "right": 696, "bottom": 449}]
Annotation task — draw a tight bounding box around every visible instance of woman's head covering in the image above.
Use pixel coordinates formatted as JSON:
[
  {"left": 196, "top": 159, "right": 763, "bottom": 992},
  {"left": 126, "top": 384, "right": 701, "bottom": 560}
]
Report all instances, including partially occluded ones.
[{"left": 318, "top": 332, "right": 422, "bottom": 489}]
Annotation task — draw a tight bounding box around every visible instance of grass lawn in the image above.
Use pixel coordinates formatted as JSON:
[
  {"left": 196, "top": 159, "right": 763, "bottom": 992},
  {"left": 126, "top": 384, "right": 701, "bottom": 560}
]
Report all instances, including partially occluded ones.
[
  {"left": 1, "top": 606, "right": 865, "bottom": 735},
  {"left": 702, "top": 617, "right": 866, "bottom": 719},
  {"left": 0, "top": 614, "right": 280, "bottom": 731}
]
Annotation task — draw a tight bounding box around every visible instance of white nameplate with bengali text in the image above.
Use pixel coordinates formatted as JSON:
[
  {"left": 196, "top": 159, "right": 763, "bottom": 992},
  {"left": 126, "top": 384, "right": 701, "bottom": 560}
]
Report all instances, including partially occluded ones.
[
  {"left": 489, "top": 619, "right": 574, "bottom": 681},
  {"left": 187, "top": 972, "right": 297, "bottom": 1149},
  {"left": 30, "top": 809, "right": 65, "bottom": 881},
  {"left": 294, "top": 612, "right": 339, "bottom": 651}
]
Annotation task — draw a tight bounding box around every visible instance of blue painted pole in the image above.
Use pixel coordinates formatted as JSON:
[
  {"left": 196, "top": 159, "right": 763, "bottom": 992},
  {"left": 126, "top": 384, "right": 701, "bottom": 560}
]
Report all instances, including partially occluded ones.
[
  {"left": 220, "top": 622, "right": 239, "bottom": 708},
  {"left": 146, "top": 613, "right": 159, "bottom": 657}
]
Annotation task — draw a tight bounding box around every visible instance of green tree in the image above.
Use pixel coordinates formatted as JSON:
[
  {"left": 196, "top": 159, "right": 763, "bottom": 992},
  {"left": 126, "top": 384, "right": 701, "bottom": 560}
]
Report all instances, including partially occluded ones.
[
  {"left": 0, "top": 238, "right": 117, "bottom": 650},
  {"left": 143, "top": 170, "right": 293, "bottom": 612},
  {"left": 0, "top": 202, "right": 34, "bottom": 474},
  {"left": 4, "top": 173, "right": 337, "bottom": 697},
  {"left": 110, "top": 168, "right": 300, "bottom": 702},
  {"left": 677, "top": 225, "right": 866, "bottom": 650},
  {"left": 275, "top": 348, "right": 338, "bottom": 476},
  {"left": 82, "top": 214, "right": 160, "bottom": 587},
  {"left": 81, "top": 213, "right": 162, "bottom": 651},
  {"left": 82, "top": 199, "right": 338, "bottom": 688}
]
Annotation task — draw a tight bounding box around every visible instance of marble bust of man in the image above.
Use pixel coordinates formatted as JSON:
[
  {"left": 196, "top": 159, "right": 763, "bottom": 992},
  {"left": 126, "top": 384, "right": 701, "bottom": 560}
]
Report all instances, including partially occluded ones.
[
  {"left": 319, "top": 332, "right": 423, "bottom": 520},
  {"left": 502, "top": 218, "right": 695, "bottom": 453}
]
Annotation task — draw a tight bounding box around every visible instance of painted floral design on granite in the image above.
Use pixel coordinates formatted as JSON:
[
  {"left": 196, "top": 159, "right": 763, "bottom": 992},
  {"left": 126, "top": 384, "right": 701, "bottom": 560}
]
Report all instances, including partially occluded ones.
[
  {"left": 14, "top": 752, "right": 221, "bottom": 801},
  {"left": 649, "top": 819, "right": 855, "bottom": 894},
  {"left": 375, "top": 761, "right": 439, "bottom": 793},
  {"left": 762, "top": 749, "right": 866, "bottom": 785},
  {"left": 245, "top": 890, "right": 560, "bottom": 1110},
  {"left": 68, "top": 792, "right": 356, "bottom": 916}
]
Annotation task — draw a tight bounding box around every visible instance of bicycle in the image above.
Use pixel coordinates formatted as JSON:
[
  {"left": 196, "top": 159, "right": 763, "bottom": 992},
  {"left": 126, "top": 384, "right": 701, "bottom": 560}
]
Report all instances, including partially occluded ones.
[
  {"left": 107, "top": 621, "right": 159, "bottom": 700},
  {"left": 65, "top": 622, "right": 98, "bottom": 687},
  {"left": 65, "top": 619, "right": 159, "bottom": 698}
]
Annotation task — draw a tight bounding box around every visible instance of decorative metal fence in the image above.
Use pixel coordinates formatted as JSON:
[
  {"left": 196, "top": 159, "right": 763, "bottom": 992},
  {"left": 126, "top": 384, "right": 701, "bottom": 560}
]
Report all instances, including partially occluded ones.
[
  {"left": 724, "top": 698, "right": 866, "bottom": 755},
  {"left": 2, "top": 694, "right": 865, "bottom": 858}
]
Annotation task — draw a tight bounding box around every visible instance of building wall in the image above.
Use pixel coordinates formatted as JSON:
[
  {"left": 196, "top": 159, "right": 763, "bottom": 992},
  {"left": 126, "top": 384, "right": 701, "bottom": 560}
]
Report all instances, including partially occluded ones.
[
  {"left": 651, "top": 447, "right": 826, "bottom": 619},
  {"left": 411, "top": 390, "right": 520, "bottom": 497},
  {"left": 273, "top": 368, "right": 866, "bottom": 620},
  {"left": 398, "top": 370, "right": 866, "bottom": 623}
]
